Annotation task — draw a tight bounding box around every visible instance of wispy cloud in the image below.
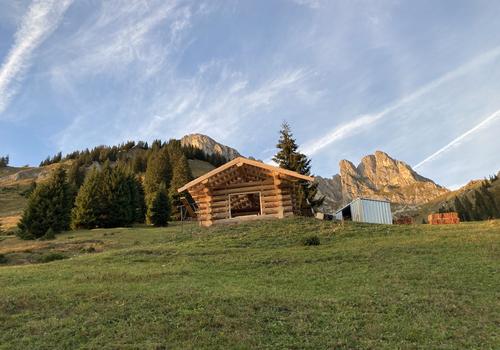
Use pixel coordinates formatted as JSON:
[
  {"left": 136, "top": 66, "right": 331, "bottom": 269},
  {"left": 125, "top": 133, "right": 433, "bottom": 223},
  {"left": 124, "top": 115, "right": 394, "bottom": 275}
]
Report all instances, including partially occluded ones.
[
  {"left": 134, "top": 67, "right": 310, "bottom": 143},
  {"left": 414, "top": 109, "right": 500, "bottom": 169},
  {"left": 300, "top": 46, "right": 500, "bottom": 156},
  {"left": 0, "top": 0, "right": 73, "bottom": 115},
  {"left": 291, "top": 0, "right": 322, "bottom": 9}
]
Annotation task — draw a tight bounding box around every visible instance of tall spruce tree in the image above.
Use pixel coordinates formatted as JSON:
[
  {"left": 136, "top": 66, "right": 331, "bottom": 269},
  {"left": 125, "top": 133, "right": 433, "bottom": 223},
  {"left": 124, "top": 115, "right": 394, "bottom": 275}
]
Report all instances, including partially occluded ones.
[
  {"left": 132, "top": 177, "right": 146, "bottom": 223},
  {"left": 144, "top": 148, "right": 172, "bottom": 195},
  {"left": 67, "top": 158, "right": 86, "bottom": 189},
  {"left": 147, "top": 184, "right": 171, "bottom": 226},
  {"left": 18, "top": 167, "right": 73, "bottom": 239},
  {"left": 71, "top": 167, "right": 104, "bottom": 229},
  {"left": 272, "top": 121, "right": 323, "bottom": 213},
  {"left": 169, "top": 150, "right": 193, "bottom": 219},
  {"left": 104, "top": 164, "right": 135, "bottom": 227}
]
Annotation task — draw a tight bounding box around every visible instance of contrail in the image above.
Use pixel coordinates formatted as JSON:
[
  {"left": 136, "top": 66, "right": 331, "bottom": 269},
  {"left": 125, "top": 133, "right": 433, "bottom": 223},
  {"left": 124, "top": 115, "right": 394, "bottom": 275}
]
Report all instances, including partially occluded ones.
[
  {"left": 413, "top": 109, "right": 500, "bottom": 169},
  {"left": 0, "top": 0, "right": 73, "bottom": 115},
  {"left": 300, "top": 46, "right": 500, "bottom": 156}
]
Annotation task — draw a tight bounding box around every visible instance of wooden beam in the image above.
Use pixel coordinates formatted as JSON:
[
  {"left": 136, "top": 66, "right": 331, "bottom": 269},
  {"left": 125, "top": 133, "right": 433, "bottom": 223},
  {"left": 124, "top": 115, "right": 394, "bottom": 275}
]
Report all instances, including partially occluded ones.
[
  {"left": 273, "top": 174, "right": 285, "bottom": 219},
  {"left": 177, "top": 156, "right": 314, "bottom": 193}
]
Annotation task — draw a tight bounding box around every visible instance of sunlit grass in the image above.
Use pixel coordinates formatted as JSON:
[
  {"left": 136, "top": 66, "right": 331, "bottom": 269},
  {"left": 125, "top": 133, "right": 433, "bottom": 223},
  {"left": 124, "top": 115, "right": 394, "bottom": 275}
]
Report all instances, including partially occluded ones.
[{"left": 1, "top": 218, "right": 499, "bottom": 349}]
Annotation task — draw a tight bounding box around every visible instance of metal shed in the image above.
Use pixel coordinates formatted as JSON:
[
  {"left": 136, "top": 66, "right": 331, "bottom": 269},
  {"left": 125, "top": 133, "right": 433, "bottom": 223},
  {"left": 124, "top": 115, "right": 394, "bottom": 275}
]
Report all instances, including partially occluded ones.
[{"left": 335, "top": 198, "right": 393, "bottom": 225}]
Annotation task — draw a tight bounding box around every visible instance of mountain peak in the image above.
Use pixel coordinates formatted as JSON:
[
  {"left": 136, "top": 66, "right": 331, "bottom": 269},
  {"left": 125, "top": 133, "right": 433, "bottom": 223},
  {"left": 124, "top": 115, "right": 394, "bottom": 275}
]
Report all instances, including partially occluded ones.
[
  {"left": 180, "top": 134, "right": 241, "bottom": 161},
  {"left": 318, "top": 151, "right": 449, "bottom": 211}
]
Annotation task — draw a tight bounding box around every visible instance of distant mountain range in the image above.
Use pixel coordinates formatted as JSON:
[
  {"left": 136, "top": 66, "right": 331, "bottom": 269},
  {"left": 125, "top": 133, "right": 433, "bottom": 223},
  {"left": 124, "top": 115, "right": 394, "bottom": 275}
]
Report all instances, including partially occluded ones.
[{"left": 1, "top": 134, "right": 498, "bottom": 229}]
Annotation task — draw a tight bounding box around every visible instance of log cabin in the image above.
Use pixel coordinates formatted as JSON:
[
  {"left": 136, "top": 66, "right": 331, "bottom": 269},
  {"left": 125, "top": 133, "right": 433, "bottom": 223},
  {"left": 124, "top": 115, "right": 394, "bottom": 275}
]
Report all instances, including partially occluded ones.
[{"left": 177, "top": 157, "right": 314, "bottom": 226}]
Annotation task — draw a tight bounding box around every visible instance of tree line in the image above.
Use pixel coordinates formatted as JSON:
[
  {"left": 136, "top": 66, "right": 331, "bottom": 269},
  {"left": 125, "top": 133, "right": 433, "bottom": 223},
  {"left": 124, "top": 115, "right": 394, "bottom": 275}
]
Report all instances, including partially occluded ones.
[
  {"left": 440, "top": 175, "right": 500, "bottom": 221},
  {"left": 0, "top": 155, "right": 8, "bottom": 167},
  {"left": 39, "top": 139, "right": 228, "bottom": 168},
  {"left": 18, "top": 141, "right": 193, "bottom": 239}
]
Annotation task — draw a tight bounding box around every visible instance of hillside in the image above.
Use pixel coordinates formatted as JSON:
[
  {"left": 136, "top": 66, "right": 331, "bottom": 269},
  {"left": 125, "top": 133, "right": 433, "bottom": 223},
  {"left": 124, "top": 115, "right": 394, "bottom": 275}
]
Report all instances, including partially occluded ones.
[
  {"left": 316, "top": 151, "right": 449, "bottom": 212},
  {"left": 0, "top": 159, "right": 215, "bottom": 231},
  {"left": 410, "top": 172, "right": 500, "bottom": 222},
  {"left": 0, "top": 135, "right": 234, "bottom": 230},
  {"left": 1, "top": 217, "right": 499, "bottom": 348}
]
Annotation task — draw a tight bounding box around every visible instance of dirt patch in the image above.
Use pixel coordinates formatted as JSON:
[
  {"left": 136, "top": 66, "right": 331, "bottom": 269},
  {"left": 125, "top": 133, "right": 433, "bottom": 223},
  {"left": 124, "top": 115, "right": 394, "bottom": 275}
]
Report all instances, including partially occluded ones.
[
  {"left": 0, "top": 215, "right": 21, "bottom": 231},
  {"left": 0, "top": 238, "right": 105, "bottom": 266}
]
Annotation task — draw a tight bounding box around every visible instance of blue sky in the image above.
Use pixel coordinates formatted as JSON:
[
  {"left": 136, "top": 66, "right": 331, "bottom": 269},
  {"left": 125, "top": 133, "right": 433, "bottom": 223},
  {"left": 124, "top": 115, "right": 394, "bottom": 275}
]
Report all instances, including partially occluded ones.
[{"left": 1, "top": 0, "right": 500, "bottom": 189}]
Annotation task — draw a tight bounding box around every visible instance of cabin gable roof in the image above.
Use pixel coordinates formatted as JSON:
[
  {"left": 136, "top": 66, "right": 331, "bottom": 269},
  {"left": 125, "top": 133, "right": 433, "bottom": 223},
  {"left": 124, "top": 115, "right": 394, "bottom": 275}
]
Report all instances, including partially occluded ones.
[{"left": 177, "top": 157, "right": 313, "bottom": 193}]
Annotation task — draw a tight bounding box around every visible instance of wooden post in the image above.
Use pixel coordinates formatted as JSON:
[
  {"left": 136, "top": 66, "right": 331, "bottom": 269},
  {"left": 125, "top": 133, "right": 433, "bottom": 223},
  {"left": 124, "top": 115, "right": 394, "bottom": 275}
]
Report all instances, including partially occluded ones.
[{"left": 273, "top": 173, "right": 284, "bottom": 219}]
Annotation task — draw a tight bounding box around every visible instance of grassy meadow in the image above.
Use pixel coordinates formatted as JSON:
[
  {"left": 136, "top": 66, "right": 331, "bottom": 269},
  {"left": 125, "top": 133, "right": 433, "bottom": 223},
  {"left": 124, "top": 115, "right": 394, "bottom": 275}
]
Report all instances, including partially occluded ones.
[{"left": 0, "top": 218, "right": 499, "bottom": 349}]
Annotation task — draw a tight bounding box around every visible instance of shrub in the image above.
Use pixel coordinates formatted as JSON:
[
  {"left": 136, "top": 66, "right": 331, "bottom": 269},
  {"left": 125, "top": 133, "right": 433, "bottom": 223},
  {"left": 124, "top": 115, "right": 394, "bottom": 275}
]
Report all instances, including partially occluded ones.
[
  {"left": 39, "top": 253, "right": 67, "bottom": 263},
  {"left": 302, "top": 235, "right": 320, "bottom": 246},
  {"left": 16, "top": 230, "right": 35, "bottom": 240},
  {"left": 40, "top": 228, "right": 56, "bottom": 241},
  {"left": 0, "top": 254, "right": 8, "bottom": 264}
]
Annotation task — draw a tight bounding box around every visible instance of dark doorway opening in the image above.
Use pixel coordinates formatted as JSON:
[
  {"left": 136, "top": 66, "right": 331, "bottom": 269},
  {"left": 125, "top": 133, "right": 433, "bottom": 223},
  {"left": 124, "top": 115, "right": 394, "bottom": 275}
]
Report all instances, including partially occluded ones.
[
  {"left": 341, "top": 205, "right": 352, "bottom": 221},
  {"left": 229, "top": 192, "right": 262, "bottom": 218}
]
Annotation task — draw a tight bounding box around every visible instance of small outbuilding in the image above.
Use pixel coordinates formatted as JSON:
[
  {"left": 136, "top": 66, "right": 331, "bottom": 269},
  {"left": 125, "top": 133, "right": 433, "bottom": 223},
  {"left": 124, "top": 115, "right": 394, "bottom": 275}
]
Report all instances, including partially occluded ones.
[
  {"left": 177, "top": 157, "right": 314, "bottom": 226},
  {"left": 335, "top": 198, "right": 393, "bottom": 225}
]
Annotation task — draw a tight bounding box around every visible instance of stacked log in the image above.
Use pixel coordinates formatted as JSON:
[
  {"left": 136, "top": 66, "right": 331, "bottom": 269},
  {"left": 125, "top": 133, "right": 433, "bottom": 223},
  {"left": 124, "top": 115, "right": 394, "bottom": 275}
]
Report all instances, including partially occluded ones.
[
  {"left": 394, "top": 216, "right": 413, "bottom": 225},
  {"left": 427, "top": 212, "right": 460, "bottom": 225}
]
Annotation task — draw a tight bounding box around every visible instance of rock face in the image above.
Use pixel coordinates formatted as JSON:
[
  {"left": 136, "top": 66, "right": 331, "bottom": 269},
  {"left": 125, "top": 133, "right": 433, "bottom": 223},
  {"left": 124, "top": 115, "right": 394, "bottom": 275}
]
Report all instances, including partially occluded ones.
[
  {"left": 181, "top": 134, "right": 240, "bottom": 161},
  {"left": 316, "top": 151, "right": 449, "bottom": 212}
]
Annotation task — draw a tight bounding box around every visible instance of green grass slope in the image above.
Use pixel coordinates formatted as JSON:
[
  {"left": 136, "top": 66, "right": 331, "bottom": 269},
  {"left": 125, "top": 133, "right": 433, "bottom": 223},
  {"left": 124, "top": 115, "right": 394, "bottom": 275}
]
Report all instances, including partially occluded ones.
[{"left": 1, "top": 218, "right": 499, "bottom": 349}]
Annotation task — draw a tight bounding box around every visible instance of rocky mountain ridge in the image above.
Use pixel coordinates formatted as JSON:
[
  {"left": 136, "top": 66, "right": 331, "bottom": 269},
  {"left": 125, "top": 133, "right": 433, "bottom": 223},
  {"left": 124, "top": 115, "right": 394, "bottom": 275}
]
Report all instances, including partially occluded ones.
[
  {"left": 316, "top": 151, "right": 449, "bottom": 212},
  {"left": 181, "top": 134, "right": 240, "bottom": 161}
]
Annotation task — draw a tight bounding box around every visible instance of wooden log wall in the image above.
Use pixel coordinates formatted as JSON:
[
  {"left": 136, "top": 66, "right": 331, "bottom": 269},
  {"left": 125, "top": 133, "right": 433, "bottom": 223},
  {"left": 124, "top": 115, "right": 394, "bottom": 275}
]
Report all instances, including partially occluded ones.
[{"left": 188, "top": 176, "right": 296, "bottom": 226}]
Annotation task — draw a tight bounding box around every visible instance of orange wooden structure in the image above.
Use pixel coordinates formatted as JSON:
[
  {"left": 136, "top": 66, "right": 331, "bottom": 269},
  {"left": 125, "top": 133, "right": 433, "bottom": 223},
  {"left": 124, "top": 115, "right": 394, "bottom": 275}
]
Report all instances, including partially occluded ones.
[
  {"left": 177, "top": 157, "right": 314, "bottom": 226},
  {"left": 428, "top": 212, "right": 460, "bottom": 225}
]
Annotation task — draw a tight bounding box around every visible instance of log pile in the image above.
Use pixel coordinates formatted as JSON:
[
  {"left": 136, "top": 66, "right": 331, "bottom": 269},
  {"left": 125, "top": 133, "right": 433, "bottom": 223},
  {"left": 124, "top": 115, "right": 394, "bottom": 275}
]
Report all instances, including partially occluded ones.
[
  {"left": 394, "top": 216, "right": 413, "bottom": 225},
  {"left": 427, "top": 212, "right": 460, "bottom": 225}
]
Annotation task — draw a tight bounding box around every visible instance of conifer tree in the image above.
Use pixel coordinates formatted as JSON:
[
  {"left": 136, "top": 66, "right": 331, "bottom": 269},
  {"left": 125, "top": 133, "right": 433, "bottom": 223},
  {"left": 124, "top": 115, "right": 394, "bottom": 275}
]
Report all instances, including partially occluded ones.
[
  {"left": 68, "top": 159, "right": 86, "bottom": 189},
  {"left": 104, "top": 164, "right": 135, "bottom": 227},
  {"left": 72, "top": 163, "right": 145, "bottom": 229},
  {"left": 0, "top": 155, "right": 9, "bottom": 167},
  {"left": 18, "top": 167, "right": 73, "bottom": 239},
  {"left": 144, "top": 148, "right": 172, "bottom": 195},
  {"left": 71, "top": 167, "right": 104, "bottom": 229},
  {"left": 147, "top": 184, "right": 170, "bottom": 226},
  {"left": 453, "top": 196, "right": 469, "bottom": 221},
  {"left": 169, "top": 150, "right": 193, "bottom": 219},
  {"left": 473, "top": 190, "right": 488, "bottom": 220},
  {"left": 462, "top": 195, "right": 475, "bottom": 221},
  {"left": 480, "top": 184, "right": 499, "bottom": 218},
  {"left": 132, "top": 154, "right": 147, "bottom": 173},
  {"left": 272, "top": 121, "right": 323, "bottom": 212},
  {"left": 132, "top": 177, "right": 146, "bottom": 223}
]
